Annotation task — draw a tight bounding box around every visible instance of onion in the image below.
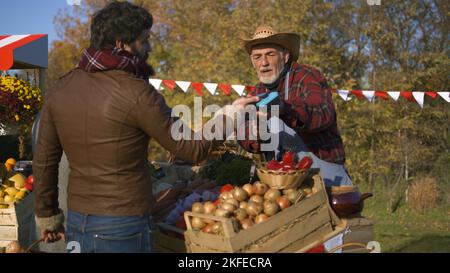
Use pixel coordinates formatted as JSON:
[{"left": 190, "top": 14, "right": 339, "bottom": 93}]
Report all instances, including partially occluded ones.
[
  {"left": 233, "top": 187, "right": 248, "bottom": 202},
  {"left": 224, "top": 198, "right": 239, "bottom": 208},
  {"left": 283, "top": 189, "right": 297, "bottom": 195},
  {"left": 255, "top": 214, "right": 269, "bottom": 224},
  {"left": 249, "top": 195, "right": 264, "bottom": 204},
  {"left": 240, "top": 218, "right": 254, "bottom": 230},
  {"left": 264, "top": 189, "right": 281, "bottom": 202},
  {"left": 191, "top": 202, "right": 204, "bottom": 214},
  {"left": 220, "top": 191, "right": 234, "bottom": 200},
  {"left": 5, "top": 241, "right": 23, "bottom": 253},
  {"left": 276, "top": 196, "right": 291, "bottom": 210},
  {"left": 203, "top": 201, "right": 217, "bottom": 215},
  {"left": 263, "top": 201, "right": 280, "bottom": 216},
  {"left": 242, "top": 184, "right": 255, "bottom": 197},
  {"left": 303, "top": 188, "right": 313, "bottom": 197},
  {"left": 253, "top": 182, "right": 269, "bottom": 196},
  {"left": 285, "top": 190, "right": 302, "bottom": 204},
  {"left": 212, "top": 222, "right": 222, "bottom": 234},
  {"left": 191, "top": 217, "right": 206, "bottom": 230},
  {"left": 215, "top": 208, "right": 231, "bottom": 218},
  {"left": 239, "top": 201, "right": 249, "bottom": 211},
  {"left": 220, "top": 202, "right": 237, "bottom": 213},
  {"left": 246, "top": 202, "right": 263, "bottom": 217},
  {"left": 234, "top": 208, "right": 248, "bottom": 221}
]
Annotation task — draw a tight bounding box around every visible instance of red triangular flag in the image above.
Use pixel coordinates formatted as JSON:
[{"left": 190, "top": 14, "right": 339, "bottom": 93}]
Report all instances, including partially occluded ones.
[
  {"left": 401, "top": 91, "right": 415, "bottom": 102},
  {"left": 245, "top": 85, "right": 255, "bottom": 92},
  {"left": 162, "top": 80, "right": 176, "bottom": 90},
  {"left": 351, "top": 90, "right": 365, "bottom": 100},
  {"left": 218, "top": 83, "right": 231, "bottom": 96},
  {"left": 191, "top": 82, "right": 204, "bottom": 96},
  {"left": 425, "top": 91, "right": 438, "bottom": 99},
  {"left": 375, "top": 91, "right": 389, "bottom": 100}
]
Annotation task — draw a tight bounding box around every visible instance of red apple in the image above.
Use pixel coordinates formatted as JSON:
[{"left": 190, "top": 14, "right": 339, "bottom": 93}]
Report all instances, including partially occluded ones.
[
  {"left": 26, "top": 175, "right": 34, "bottom": 185},
  {"left": 24, "top": 182, "right": 33, "bottom": 191}
]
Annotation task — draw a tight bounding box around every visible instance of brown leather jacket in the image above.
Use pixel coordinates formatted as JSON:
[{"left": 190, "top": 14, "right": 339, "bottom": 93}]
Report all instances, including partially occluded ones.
[{"left": 33, "top": 69, "right": 223, "bottom": 217}]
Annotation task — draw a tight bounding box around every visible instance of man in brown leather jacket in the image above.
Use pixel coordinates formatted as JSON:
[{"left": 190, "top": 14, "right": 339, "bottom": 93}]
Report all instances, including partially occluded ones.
[{"left": 33, "top": 1, "right": 256, "bottom": 253}]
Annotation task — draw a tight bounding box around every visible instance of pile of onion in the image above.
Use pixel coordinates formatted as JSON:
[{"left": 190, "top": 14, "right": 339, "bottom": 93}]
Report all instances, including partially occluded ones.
[{"left": 188, "top": 180, "right": 314, "bottom": 234}]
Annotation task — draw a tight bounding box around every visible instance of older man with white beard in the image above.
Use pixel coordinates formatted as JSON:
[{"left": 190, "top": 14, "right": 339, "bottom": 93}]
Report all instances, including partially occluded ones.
[{"left": 237, "top": 25, "right": 352, "bottom": 186}]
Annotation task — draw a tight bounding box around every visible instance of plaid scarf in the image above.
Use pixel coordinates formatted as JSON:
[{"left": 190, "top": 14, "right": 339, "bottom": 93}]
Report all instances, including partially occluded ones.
[{"left": 78, "top": 46, "right": 154, "bottom": 80}]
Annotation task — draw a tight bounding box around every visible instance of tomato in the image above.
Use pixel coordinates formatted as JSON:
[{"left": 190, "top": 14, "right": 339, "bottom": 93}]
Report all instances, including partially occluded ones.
[
  {"left": 220, "top": 184, "right": 234, "bottom": 193},
  {"left": 282, "top": 151, "right": 296, "bottom": 166},
  {"left": 297, "top": 156, "right": 313, "bottom": 171},
  {"left": 266, "top": 160, "right": 283, "bottom": 170}
]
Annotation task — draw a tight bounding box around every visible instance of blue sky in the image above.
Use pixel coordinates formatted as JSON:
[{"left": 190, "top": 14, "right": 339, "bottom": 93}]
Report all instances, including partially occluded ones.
[{"left": 0, "top": 0, "right": 81, "bottom": 46}]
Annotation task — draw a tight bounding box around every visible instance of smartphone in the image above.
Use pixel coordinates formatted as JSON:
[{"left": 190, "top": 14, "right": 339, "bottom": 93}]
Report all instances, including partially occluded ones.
[{"left": 255, "top": 92, "right": 279, "bottom": 109}]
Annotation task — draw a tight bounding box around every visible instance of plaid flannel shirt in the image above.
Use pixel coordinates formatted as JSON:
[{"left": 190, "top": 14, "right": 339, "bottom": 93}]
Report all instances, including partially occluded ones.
[{"left": 248, "top": 62, "right": 346, "bottom": 164}]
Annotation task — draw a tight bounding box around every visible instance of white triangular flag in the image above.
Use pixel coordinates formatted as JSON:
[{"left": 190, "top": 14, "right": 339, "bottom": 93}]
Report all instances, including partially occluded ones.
[
  {"left": 204, "top": 83, "right": 218, "bottom": 95},
  {"left": 362, "top": 90, "right": 375, "bottom": 102},
  {"left": 387, "top": 91, "right": 401, "bottom": 101},
  {"left": 175, "top": 81, "right": 191, "bottom": 93},
  {"left": 149, "top": 79, "right": 162, "bottom": 90},
  {"left": 437, "top": 92, "right": 450, "bottom": 102},
  {"left": 412, "top": 92, "right": 425, "bottom": 108},
  {"left": 337, "top": 90, "right": 351, "bottom": 101},
  {"left": 232, "top": 85, "right": 246, "bottom": 96}
]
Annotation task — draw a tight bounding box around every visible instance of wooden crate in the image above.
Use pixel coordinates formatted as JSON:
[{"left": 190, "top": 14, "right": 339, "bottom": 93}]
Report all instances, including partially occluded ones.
[
  {"left": 154, "top": 223, "right": 187, "bottom": 253},
  {"left": 0, "top": 191, "right": 35, "bottom": 248},
  {"left": 184, "top": 172, "right": 342, "bottom": 253}
]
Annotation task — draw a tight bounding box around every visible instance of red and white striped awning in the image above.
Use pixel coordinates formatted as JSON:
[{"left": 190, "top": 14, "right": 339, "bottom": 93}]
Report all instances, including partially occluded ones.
[{"left": 0, "top": 34, "right": 48, "bottom": 70}]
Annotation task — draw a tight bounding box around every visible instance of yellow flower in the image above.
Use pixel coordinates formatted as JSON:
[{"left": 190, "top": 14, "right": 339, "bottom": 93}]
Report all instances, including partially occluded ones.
[{"left": 15, "top": 114, "right": 20, "bottom": 121}]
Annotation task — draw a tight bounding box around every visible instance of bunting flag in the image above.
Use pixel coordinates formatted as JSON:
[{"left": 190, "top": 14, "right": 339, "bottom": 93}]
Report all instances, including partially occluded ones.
[
  {"left": 387, "top": 91, "right": 401, "bottom": 101},
  {"left": 162, "top": 79, "right": 176, "bottom": 90},
  {"left": 362, "top": 90, "right": 375, "bottom": 102},
  {"left": 412, "top": 92, "right": 425, "bottom": 108},
  {"left": 175, "top": 81, "right": 191, "bottom": 93},
  {"left": 231, "top": 85, "right": 246, "bottom": 96},
  {"left": 337, "top": 89, "right": 352, "bottom": 101},
  {"left": 149, "top": 79, "right": 162, "bottom": 90},
  {"left": 191, "top": 82, "right": 204, "bottom": 96},
  {"left": 218, "top": 83, "right": 231, "bottom": 96},
  {"left": 437, "top": 92, "right": 450, "bottom": 102},
  {"left": 204, "top": 83, "right": 218, "bottom": 95},
  {"left": 148, "top": 78, "right": 449, "bottom": 107}
]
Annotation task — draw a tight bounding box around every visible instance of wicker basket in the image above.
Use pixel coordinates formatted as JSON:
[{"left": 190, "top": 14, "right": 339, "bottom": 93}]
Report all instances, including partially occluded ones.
[{"left": 256, "top": 163, "right": 308, "bottom": 189}]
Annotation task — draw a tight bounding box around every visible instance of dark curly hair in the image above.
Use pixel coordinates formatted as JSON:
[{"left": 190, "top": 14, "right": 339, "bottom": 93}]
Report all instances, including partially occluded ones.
[{"left": 90, "top": 1, "right": 153, "bottom": 49}]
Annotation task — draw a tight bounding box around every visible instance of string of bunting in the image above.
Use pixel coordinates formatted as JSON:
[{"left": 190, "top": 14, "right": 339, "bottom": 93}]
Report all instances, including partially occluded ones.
[{"left": 149, "top": 78, "right": 450, "bottom": 108}]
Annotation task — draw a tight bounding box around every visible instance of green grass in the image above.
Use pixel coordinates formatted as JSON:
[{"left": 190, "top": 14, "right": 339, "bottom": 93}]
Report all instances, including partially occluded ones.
[{"left": 358, "top": 184, "right": 450, "bottom": 253}]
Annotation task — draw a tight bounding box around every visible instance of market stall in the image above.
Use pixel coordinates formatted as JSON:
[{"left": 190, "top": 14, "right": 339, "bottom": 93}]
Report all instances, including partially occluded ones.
[
  {"left": 152, "top": 144, "right": 375, "bottom": 253},
  {"left": 0, "top": 34, "right": 47, "bottom": 252}
]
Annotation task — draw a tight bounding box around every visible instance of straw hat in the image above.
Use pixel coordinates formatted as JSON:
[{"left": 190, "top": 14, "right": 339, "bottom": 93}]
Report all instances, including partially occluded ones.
[{"left": 242, "top": 25, "right": 300, "bottom": 62}]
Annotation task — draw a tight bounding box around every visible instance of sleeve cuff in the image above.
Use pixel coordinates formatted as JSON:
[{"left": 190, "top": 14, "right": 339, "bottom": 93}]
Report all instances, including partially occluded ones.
[{"left": 35, "top": 209, "right": 65, "bottom": 232}]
